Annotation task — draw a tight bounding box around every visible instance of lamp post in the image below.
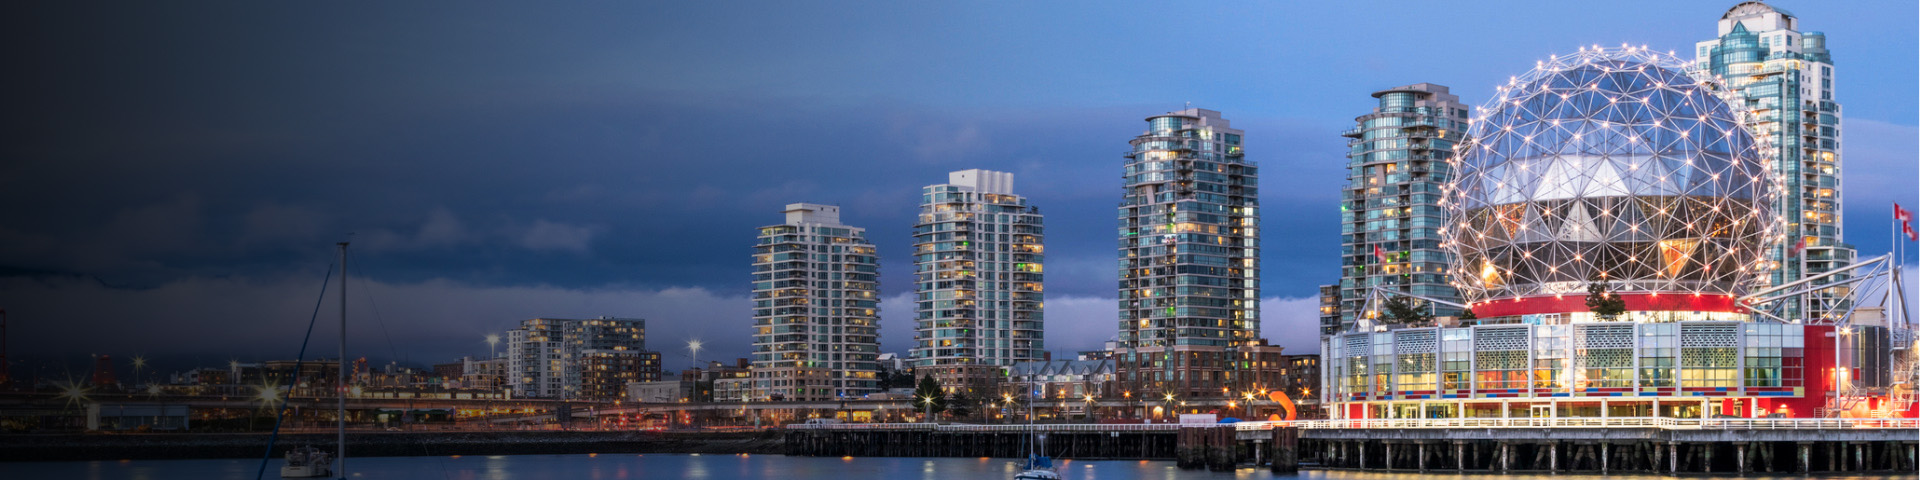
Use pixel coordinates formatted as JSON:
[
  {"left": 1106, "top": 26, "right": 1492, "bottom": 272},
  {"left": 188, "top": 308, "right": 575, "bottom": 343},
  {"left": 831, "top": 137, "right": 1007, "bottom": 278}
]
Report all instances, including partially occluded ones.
[
  {"left": 687, "top": 339, "right": 704, "bottom": 372},
  {"left": 485, "top": 334, "right": 500, "bottom": 359},
  {"left": 130, "top": 356, "right": 147, "bottom": 389},
  {"left": 1081, "top": 394, "right": 1096, "bottom": 422}
]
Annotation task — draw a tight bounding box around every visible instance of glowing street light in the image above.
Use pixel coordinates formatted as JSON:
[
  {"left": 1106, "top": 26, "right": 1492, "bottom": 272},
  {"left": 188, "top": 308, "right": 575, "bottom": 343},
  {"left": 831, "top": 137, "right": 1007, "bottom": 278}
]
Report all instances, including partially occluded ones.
[
  {"left": 485, "top": 334, "right": 501, "bottom": 359},
  {"left": 130, "top": 355, "right": 148, "bottom": 386},
  {"left": 55, "top": 380, "right": 91, "bottom": 409}
]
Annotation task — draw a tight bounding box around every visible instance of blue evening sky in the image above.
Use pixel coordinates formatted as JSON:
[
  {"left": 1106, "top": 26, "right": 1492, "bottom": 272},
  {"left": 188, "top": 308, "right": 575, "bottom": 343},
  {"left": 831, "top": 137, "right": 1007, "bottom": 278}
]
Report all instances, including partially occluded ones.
[{"left": 4, "top": 1, "right": 1914, "bottom": 372}]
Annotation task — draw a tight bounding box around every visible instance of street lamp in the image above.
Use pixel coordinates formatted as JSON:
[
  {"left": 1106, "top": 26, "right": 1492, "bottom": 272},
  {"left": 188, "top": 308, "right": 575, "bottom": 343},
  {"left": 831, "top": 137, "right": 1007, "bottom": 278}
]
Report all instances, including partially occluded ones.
[
  {"left": 485, "top": 334, "right": 501, "bottom": 359},
  {"left": 130, "top": 356, "right": 147, "bottom": 388}
]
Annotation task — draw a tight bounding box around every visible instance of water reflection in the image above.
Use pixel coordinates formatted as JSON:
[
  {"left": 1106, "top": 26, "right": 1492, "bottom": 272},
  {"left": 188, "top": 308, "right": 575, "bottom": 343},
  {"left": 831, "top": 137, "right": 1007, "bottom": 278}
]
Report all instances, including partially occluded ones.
[{"left": 2, "top": 455, "right": 1911, "bottom": 480}]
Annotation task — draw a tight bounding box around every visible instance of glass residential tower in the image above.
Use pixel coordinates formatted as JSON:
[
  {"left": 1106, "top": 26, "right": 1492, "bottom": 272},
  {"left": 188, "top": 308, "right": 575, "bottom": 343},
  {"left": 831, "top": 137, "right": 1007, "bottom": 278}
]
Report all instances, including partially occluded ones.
[
  {"left": 1116, "top": 108, "right": 1269, "bottom": 401},
  {"left": 1337, "top": 84, "right": 1470, "bottom": 332},
  {"left": 751, "top": 203, "right": 882, "bottom": 401},
  {"left": 911, "top": 169, "right": 1044, "bottom": 393},
  {"left": 1696, "top": 1, "right": 1851, "bottom": 320}
]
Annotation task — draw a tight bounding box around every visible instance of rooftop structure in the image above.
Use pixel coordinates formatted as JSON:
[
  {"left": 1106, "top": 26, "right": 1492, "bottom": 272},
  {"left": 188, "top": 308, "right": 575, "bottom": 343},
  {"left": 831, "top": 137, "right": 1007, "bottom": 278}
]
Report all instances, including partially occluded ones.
[
  {"left": 1697, "top": 1, "right": 1852, "bottom": 321},
  {"left": 1338, "top": 83, "right": 1470, "bottom": 331},
  {"left": 911, "top": 169, "right": 1044, "bottom": 395},
  {"left": 752, "top": 203, "right": 882, "bottom": 401}
]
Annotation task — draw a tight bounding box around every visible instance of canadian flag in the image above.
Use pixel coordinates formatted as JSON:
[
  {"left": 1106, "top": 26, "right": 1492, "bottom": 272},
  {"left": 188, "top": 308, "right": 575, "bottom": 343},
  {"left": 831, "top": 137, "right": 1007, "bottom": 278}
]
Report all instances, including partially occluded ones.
[
  {"left": 1374, "top": 245, "right": 1393, "bottom": 264},
  {"left": 1899, "top": 203, "right": 1918, "bottom": 241},
  {"left": 1789, "top": 237, "right": 1806, "bottom": 258}
]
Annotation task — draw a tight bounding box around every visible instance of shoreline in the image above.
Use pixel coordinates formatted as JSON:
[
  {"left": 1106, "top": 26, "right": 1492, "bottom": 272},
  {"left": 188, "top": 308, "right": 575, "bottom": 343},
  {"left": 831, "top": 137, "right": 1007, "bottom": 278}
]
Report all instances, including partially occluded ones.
[{"left": 0, "top": 431, "right": 783, "bottom": 462}]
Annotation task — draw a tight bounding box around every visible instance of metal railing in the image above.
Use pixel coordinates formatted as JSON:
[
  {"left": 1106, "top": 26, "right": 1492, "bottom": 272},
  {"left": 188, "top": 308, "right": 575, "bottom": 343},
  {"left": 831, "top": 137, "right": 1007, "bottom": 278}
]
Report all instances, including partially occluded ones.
[{"left": 788, "top": 417, "right": 1919, "bottom": 432}]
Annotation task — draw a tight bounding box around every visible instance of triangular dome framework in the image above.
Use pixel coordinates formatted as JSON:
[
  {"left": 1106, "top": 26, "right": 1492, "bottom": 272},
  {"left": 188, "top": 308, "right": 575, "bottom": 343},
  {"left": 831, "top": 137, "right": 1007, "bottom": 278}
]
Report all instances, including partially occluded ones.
[{"left": 1441, "top": 46, "right": 1781, "bottom": 305}]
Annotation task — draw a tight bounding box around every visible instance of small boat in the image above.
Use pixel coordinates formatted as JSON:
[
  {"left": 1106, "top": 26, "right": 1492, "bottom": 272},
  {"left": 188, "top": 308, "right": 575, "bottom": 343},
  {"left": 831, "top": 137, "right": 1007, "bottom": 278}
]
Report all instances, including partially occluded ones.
[
  {"left": 281, "top": 243, "right": 351, "bottom": 478},
  {"left": 280, "top": 445, "right": 333, "bottom": 478},
  {"left": 1014, "top": 454, "right": 1059, "bottom": 480},
  {"left": 1011, "top": 371, "right": 1058, "bottom": 480}
]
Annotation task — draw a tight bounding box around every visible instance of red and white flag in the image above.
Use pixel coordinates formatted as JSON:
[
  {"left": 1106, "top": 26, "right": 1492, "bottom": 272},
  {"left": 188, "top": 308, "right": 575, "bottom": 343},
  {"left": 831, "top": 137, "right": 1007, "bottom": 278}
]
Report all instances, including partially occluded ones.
[
  {"left": 1374, "top": 245, "right": 1393, "bottom": 264},
  {"left": 1789, "top": 237, "right": 1806, "bottom": 258},
  {"left": 1899, "top": 203, "right": 1918, "bottom": 241}
]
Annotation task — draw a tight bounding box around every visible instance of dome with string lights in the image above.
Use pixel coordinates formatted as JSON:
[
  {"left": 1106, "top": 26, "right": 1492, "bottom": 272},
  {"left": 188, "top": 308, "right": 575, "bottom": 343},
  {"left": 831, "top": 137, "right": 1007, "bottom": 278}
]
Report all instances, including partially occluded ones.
[{"left": 1442, "top": 46, "right": 1778, "bottom": 316}]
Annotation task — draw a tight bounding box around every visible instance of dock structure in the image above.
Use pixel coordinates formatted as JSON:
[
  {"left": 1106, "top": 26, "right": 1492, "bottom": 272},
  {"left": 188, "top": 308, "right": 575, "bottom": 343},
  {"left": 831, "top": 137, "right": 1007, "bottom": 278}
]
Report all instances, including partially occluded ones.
[{"left": 786, "top": 418, "right": 1919, "bottom": 474}]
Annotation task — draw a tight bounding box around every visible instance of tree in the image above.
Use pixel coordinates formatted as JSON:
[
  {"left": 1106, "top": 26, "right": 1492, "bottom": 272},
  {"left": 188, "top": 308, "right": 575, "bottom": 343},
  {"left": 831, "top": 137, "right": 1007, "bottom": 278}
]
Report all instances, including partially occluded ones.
[
  {"left": 913, "top": 375, "right": 947, "bottom": 417},
  {"left": 947, "top": 391, "right": 974, "bottom": 419},
  {"left": 1381, "top": 295, "right": 1431, "bottom": 326},
  {"left": 1586, "top": 278, "right": 1627, "bottom": 320},
  {"left": 1457, "top": 307, "right": 1478, "bottom": 321},
  {"left": 882, "top": 370, "right": 916, "bottom": 389}
]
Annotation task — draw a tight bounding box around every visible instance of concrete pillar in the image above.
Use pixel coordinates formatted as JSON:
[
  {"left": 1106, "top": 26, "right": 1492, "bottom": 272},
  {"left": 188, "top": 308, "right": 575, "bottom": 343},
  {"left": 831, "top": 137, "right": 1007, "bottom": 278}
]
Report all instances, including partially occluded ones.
[
  {"left": 1909, "top": 443, "right": 1918, "bottom": 472},
  {"left": 1419, "top": 442, "right": 1428, "bottom": 472},
  {"left": 1703, "top": 443, "right": 1713, "bottom": 473},
  {"left": 1359, "top": 441, "right": 1368, "bottom": 469},
  {"left": 1456, "top": 441, "right": 1466, "bottom": 471},
  {"left": 1549, "top": 441, "right": 1558, "bottom": 472},
  {"left": 1827, "top": 442, "right": 1837, "bottom": 472},
  {"left": 1737, "top": 443, "right": 1749, "bottom": 474},
  {"left": 1668, "top": 442, "right": 1679, "bottom": 474},
  {"left": 1843, "top": 441, "right": 1858, "bottom": 472},
  {"left": 1500, "top": 441, "right": 1511, "bottom": 473},
  {"left": 1797, "top": 442, "right": 1811, "bottom": 473},
  {"left": 1385, "top": 442, "right": 1394, "bottom": 470},
  {"left": 1601, "top": 442, "right": 1609, "bottom": 473},
  {"left": 1651, "top": 441, "right": 1663, "bottom": 473}
]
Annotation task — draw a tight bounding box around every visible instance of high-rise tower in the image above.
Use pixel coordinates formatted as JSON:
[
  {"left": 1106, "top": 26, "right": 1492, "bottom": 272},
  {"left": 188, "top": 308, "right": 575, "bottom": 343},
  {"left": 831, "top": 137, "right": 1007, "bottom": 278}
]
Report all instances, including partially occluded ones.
[
  {"left": 1117, "top": 108, "right": 1268, "bottom": 400},
  {"left": 911, "top": 169, "right": 1044, "bottom": 394},
  {"left": 1696, "top": 2, "right": 1851, "bottom": 320},
  {"left": 751, "top": 203, "right": 882, "bottom": 401},
  {"left": 1337, "top": 84, "right": 1470, "bottom": 332}
]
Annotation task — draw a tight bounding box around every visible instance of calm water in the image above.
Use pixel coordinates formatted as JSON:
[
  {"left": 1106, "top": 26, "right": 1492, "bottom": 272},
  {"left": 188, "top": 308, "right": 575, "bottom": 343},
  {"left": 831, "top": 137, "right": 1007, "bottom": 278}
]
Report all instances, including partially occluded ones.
[{"left": 3, "top": 454, "right": 1914, "bottom": 480}]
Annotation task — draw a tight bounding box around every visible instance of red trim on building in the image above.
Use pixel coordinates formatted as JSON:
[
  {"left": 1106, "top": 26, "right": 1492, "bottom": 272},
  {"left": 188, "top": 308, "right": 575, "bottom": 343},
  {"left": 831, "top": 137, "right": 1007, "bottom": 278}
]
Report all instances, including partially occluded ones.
[{"left": 1469, "top": 293, "right": 1744, "bottom": 318}]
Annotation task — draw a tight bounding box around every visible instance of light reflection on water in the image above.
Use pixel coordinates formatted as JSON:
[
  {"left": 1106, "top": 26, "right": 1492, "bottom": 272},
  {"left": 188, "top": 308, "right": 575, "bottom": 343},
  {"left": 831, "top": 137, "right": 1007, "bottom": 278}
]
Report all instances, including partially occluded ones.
[{"left": 3, "top": 454, "right": 1912, "bottom": 480}]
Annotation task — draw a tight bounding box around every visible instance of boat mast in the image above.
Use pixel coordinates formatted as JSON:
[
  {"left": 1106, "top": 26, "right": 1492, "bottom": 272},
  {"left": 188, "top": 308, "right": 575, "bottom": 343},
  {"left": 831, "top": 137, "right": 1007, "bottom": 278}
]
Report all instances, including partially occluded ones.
[{"left": 336, "top": 242, "right": 348, "bottom": 479}]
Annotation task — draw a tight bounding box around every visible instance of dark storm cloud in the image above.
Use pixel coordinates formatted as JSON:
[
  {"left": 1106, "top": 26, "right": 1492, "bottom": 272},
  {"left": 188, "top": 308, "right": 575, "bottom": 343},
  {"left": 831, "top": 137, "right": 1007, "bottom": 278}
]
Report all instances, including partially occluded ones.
[{"left": 2, "top": 1, "right": 1913, "bottom": 369}]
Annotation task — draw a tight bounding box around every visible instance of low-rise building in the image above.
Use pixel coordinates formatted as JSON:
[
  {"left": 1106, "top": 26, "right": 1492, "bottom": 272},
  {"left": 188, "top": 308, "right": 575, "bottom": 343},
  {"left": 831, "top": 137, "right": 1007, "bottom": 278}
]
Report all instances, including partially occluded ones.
[
  {"left": 627, "top": 380, "right": 683, "bottom": 403},
  {"left": 1278, "top": 354, "right": 1323, "bottom": 419},
  {"left": 462, "top": 356, "right": 508, "bottom": 390},
  {"left": 506, "top": 316, "right": 652, "bottom": 399},
  {"left": 581, "top": 349, "right": 662, "bottom": 401},
  {"left": 714, "top": 377, "right": 754, "bottom": 403}
]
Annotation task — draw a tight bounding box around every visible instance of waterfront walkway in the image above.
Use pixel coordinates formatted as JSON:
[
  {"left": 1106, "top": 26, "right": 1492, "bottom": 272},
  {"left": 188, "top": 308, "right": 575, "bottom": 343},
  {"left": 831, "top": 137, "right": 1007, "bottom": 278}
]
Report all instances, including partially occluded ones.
[{"left": 784, "top": 417, "right": 1920, "bottom": 474}]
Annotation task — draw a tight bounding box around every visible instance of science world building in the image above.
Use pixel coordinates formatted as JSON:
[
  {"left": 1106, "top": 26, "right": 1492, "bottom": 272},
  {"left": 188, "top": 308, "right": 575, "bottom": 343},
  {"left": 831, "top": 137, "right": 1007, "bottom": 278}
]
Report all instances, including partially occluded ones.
[{"left": 1320, "top": 46, "right": 1882, "bottom": 420}]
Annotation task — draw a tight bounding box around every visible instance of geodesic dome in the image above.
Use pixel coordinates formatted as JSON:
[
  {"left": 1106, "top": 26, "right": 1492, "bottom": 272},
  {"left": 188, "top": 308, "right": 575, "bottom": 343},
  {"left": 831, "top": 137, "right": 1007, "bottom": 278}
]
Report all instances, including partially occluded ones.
[{"left": 1442, "top": 46, "right": 1777, "bottom": 303}]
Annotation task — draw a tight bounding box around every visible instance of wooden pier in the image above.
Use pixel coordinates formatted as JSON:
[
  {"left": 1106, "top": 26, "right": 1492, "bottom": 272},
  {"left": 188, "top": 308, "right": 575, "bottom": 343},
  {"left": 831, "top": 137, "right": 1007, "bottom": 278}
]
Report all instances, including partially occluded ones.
[{"left": 786, "top": 417, "right": 1919, "bottom": 473}]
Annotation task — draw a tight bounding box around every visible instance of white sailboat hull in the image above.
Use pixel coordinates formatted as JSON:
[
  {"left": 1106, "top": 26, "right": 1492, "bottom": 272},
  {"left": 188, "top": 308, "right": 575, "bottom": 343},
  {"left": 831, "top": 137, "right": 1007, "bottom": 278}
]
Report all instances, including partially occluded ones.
[{"left": 280, "top": 464, "right": 331, "bottom": 478}]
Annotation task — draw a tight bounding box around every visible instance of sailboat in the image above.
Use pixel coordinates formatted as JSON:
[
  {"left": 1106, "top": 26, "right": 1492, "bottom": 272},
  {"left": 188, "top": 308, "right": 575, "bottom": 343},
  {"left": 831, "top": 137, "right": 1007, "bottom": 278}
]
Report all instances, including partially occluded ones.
[
  {"left": 1013, "top": 365, "right": 1058, "bottom": 480},
  {"left": 283, "top": 242, "right": 351, "bottom": 478}
]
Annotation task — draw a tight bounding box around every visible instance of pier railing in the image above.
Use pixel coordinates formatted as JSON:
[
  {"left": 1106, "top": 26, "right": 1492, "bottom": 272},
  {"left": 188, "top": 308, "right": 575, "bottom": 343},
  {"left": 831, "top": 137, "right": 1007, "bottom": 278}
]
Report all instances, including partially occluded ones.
[{"left": 786, "top": 417, "right": 1917, "bottom": 432}]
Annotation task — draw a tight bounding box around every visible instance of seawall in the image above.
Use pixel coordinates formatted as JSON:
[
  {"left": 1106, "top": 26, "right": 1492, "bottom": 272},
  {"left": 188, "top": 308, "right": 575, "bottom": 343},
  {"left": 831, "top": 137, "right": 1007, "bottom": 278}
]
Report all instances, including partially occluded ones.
[{"left": 0, "top": 430, "right": 782, "bottom": 462}]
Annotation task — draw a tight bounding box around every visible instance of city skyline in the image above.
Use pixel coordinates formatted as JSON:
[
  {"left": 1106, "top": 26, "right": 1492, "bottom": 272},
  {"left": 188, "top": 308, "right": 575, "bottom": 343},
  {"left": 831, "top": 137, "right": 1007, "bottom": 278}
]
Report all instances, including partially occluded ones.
[{"left": 3, "top": 1, "right": 1916, "bottom": 375}]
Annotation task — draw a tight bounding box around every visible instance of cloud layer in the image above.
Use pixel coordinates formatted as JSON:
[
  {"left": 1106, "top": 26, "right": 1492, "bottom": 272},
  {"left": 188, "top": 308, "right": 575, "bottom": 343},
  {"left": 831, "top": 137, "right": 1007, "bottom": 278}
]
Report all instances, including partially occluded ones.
[{"left": 2, "top": 2, "right": 1912, "bottom": 370}]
